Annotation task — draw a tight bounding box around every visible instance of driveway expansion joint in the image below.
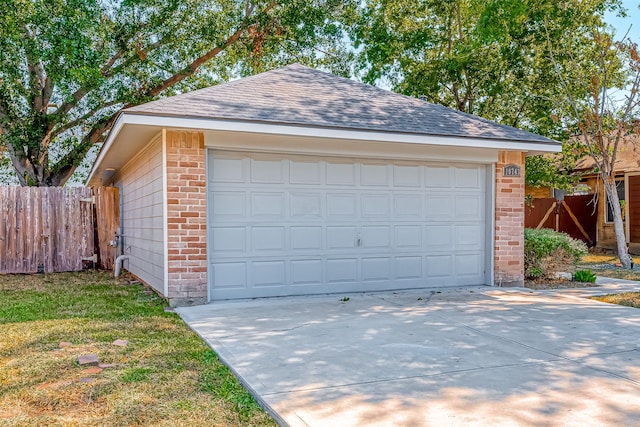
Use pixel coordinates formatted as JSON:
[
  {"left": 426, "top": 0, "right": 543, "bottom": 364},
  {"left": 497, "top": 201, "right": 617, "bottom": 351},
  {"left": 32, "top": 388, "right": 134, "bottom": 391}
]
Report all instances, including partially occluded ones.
[{"left": 260, "top": 360, "right": 565, "bottom": 397}]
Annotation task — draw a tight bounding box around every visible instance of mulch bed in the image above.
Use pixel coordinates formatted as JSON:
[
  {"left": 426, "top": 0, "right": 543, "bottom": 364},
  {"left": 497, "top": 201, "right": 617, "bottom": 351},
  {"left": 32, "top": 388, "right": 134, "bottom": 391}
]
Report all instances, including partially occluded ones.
[{"left": 524, "top": 280, "right": 599, "bottom": 290}]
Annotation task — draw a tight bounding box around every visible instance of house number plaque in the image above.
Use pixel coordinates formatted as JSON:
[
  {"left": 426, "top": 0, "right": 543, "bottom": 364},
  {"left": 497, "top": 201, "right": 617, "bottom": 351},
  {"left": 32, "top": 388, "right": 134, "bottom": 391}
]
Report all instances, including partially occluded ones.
[{"left": 503, "top": 164, "right": 521, "bottom": 177}]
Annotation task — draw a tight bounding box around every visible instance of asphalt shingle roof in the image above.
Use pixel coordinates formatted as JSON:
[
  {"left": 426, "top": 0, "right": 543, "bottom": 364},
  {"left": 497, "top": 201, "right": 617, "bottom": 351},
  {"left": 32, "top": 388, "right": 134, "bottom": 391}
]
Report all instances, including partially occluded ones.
[{"left": 127, "top": 64, "right": 557, "bottom": 145}]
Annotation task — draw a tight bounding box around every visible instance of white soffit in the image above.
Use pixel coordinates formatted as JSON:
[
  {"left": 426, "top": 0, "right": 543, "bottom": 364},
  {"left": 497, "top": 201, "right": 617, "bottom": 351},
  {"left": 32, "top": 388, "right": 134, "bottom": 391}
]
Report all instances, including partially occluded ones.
[
  {"left": 203, "top": 130, "right": 499, "bottom": 164},
  {"left": 88, "top": 113, "right": 561, "bottom": 186}
]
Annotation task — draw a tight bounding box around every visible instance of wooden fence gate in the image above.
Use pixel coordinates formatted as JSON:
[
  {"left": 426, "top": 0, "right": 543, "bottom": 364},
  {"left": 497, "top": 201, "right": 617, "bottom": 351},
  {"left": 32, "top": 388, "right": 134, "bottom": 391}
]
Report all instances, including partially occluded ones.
[
  {"left": 525, "top": 195, "right": 597, "bottom": 247},
  {"left": 0, "top": 186, "right": 120, "bottom": 274}
]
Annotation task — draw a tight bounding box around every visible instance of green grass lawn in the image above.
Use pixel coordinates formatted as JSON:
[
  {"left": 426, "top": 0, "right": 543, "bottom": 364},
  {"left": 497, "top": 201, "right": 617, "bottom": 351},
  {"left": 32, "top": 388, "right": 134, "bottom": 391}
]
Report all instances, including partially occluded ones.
[{"left": 0, "top": 271, "right": 275, "bottom": 426}]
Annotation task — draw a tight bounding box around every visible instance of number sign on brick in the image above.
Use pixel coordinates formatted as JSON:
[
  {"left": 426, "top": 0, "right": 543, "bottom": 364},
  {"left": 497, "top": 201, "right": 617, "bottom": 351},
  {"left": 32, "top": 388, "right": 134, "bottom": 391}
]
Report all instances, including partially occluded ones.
[{"left": 503, "top": 164, "right": 521, "bottom": 177}]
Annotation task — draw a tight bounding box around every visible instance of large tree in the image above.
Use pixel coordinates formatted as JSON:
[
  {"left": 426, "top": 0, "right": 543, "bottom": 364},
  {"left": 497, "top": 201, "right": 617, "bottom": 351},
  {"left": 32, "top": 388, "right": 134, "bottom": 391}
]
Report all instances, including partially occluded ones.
[
  {"left": 0, "top": 0, "right": 353, "bottom": 186},
  {"left": 350, "top": 0, "right": 623, "bottom": 139}
]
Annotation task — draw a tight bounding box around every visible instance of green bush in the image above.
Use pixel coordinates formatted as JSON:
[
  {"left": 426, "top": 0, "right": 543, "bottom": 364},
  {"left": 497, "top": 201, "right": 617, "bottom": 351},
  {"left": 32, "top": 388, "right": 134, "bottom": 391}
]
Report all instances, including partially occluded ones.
[
  {"left": 574, "top": 269, "right": 597, "bottom": 283},
  {"left": 524, "top": 228, "right": 588, "bottom": 280}
]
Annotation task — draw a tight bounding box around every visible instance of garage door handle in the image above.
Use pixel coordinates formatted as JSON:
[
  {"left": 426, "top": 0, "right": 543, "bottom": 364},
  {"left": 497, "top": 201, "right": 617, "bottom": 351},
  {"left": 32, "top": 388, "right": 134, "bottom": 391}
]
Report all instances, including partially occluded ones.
[{"left": 356, "top": 234, "right": 361, "bottom": 247}]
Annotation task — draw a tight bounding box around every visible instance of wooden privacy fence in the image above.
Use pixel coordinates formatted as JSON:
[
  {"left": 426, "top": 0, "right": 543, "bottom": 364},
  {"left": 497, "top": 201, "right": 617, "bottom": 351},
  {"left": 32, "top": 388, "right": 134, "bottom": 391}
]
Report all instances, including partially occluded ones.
[
  {"left": 95, "top": 186, "right": 120, "bottom": 271},
  {"left": 525, "top": 195, "right": 597, "bottom": 247},
  {"left": 0, "top": 186, "right": 120, "bottom": 274}
]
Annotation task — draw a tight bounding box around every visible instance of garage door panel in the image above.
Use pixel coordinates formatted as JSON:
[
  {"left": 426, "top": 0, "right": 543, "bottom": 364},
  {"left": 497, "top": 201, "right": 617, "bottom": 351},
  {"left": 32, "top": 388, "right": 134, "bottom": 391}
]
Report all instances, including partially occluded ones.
[
  {"left": 394, "top": 226, "right": 422, "bottom": 249},
  {"left": 425, "top": 195, "right": 453, "bottom": 219},
  {"left": 251, "top": 261, "right": 286, "bottom": 287},
  {"left": 361, "top": 164, "right": 389, "bottom": 186},
  {"left": 396, "top": 257, "right": 423, "bottom": 279},
  {"left": 362, "top": 194, "right": 390, "bottom": 217},
  {"left": 455, "top": 195, "right": 483, "bottom": 219},
  {"left": 211, "top": 227, "right": 246, "bottom": 253},
  {"left": 290, "top": 193, "right": 322, "bottom": 218},
  {"left": 211, "top": 192, "right": 246, "bottom": 217},
  {"left": 291, "top": 259, "right": 323, "bottom": 286},
  {"left": 252, "top": 227, "right": 285, "bottom": 252},
  {"left": 327, "top": 193, "right": 357, "bottom": 217},
  {"left": 425, "top": 166, "right": 452, "bottom": 188},
  {"left": 290, "top": 160, "right": 321, "bottom": 185},
  {"left": 327, "top": 258, "right": 358, "bottom": 283},
  {"left": 425, "top": 225, "right": 453, "bottom": 251},
  {"left": 394, "top": 194, "right": 423, "bottom": 218},
  {"left": 455, "top": 225, "right": 484, "bottom": 250},
  {"left": 362, "top": 257, "right": 392, "bottom": 281},
  {"left": 327, "top": 226, "right": 358, "bottom": 249},
  {"left": 212, "top": 262, "right": 247, "bottom": 289},
  {"left": 251, "top": 158, "right": 284, "bottom": 183},
  {"left": 251, "top": 192, "right": 284, "bottom": 216},
  {"left": 426, "top": 255, "right": 454, "bottom": 278},
  {"left": 291, "top": 227, "right": 322, "bottom": 251},
  {"left": 211, "top": 157, "right": 245, "bottom": 183},
  {"left": 455, "top": 254, "right": 484, "bottom": 280},
  {"left": 361, "top": 226, "right": 390, "bottom": 249},
  {"left": 326, "top": 162, "right": 356, "bottom": 185},
  {"left": 455, "top": 167, "right": 482, "bottom": 188},
  {"left": 393, "top": 165, "right": 421, "bottom": 187},
  {"left": 208, "top": 152, "right": 489, "bottom": 300}
]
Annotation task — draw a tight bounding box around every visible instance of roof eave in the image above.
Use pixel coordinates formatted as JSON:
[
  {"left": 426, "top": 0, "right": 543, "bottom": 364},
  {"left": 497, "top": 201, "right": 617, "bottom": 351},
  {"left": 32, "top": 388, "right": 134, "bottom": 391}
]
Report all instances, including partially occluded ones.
[{"left": 88, "top": 112, "right": 561, "bottom": 186}]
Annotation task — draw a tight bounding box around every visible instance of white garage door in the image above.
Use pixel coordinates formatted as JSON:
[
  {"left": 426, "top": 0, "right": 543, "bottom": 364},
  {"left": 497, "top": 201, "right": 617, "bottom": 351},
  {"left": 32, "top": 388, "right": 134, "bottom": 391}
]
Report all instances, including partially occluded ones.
[{"left": 207, "top": 151, "right": 489, "bottom": 300}]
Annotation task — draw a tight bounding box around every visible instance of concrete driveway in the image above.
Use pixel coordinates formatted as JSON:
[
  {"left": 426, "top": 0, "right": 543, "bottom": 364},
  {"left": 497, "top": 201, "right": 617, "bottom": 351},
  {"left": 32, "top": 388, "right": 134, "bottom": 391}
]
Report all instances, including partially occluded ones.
[{"left": 177, "top": 279, "right": 640, "bottom": 426}]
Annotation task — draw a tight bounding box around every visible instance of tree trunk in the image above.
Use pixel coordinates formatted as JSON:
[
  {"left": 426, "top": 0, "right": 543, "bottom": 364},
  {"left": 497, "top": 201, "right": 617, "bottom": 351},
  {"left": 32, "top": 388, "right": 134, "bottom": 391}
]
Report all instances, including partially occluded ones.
[{"left": 603, "top": 175, "right": 633, "bottom": 268}]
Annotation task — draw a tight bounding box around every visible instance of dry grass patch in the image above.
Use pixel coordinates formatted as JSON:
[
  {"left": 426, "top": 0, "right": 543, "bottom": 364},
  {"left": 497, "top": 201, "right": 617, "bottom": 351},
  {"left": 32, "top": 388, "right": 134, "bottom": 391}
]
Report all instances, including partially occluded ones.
[
  {"left": 0, "top": 271, "right": 275, "bottom": 427},
  {"left": 592, "top": 292, "right": 640, "bottom": 308},
  {"left": 580, "top": 253, "right": 640, "bottom": 265},
  {"left": 579, "top": 253, "right": 640, "bottom": 282}
]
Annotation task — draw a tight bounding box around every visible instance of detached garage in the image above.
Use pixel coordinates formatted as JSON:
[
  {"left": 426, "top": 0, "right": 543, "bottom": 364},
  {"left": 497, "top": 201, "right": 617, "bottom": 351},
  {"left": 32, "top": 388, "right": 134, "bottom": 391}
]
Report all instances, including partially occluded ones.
[{"left": 87, "top": 64, "right": 560, "bottom": 306}]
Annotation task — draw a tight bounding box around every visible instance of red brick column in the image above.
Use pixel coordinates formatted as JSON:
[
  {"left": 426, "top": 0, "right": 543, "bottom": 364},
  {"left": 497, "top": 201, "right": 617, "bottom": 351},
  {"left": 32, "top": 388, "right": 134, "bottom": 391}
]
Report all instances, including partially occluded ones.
[
  {"left": 494, "top": 151, "right": 525, "bottom": 287},
  {"left": 165, "top": 130, "right": 208, "bottom": 306}
]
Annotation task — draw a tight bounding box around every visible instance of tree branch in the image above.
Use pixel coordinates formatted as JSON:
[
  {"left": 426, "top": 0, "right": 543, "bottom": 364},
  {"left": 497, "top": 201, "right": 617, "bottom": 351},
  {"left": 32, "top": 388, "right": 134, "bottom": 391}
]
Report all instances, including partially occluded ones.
[
  {"left": 48, "top": 115, "right": 118, "bottom": 186},
  {"left": 144, "top": 1, "right": 277, "bottom": 98},
  {"left": 100, "top": 50, "right": 124, "bottom": 75},
  {"left": 51, "top": 99, "right": 122, "bottom": 138},
  {"left": 3, "top": 143, "right": 28, "bottom": 186},
  {"left": 52, "top": 39, "right": 167, "bottom": 121}
]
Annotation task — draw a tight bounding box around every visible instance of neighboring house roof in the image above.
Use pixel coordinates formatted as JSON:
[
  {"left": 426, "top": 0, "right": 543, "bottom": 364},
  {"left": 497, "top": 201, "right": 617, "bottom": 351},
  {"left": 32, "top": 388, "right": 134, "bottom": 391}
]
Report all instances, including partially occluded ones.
[
  {"left": 574, "top": 135, "right": 640, "bottom": 173},
  {"left": 127, "top": 63, "right": 557, "bottom": 145}
]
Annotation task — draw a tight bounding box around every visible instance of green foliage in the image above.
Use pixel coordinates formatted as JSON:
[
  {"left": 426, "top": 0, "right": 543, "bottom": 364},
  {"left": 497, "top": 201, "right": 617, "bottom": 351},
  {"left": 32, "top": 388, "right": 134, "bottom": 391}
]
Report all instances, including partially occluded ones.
[
  {"left": 0, "top": 0, "right": 355, "bottom": 186},
  {"left": 525, "top": 138, "right": 589, "bottom": 189},
  {"left": 349, "top": 0, "right": 624, "bottom": 139},
  {"left": 524, "top": 228, "right": 588, "bottom": 279},
  {"left": 574, "top": 269, "right": 597, "bottom": 283}
]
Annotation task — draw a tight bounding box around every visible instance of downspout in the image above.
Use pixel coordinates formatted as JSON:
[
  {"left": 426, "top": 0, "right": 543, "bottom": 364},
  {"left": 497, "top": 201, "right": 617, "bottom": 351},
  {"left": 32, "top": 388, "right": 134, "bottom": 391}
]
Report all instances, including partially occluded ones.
[
  {"left": 114, "top": 184, "right": 128, "bottom": 278},
  {"left": 114, "top": 254, "right": 129, "bottom": 278},
  {"left": 112, "top": 231, "right": 128, "bottom": 277}
]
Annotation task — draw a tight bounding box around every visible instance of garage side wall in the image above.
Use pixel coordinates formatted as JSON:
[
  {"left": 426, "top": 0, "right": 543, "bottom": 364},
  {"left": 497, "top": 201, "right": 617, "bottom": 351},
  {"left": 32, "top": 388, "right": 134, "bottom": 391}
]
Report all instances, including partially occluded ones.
[
  {"left": 165, "top": 130, "right": 208, "bottom": 306},
  {"left": 494, "top": 151, "right": 525, "bottom": 287},
  {"left": 113, "top": 135, "right": 165, "bottom": 292}
]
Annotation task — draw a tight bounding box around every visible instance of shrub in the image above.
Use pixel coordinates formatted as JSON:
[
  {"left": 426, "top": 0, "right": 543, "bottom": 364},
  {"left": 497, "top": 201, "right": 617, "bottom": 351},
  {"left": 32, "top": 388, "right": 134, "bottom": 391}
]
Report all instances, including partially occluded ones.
[
  {"left": 574, "top": 269, "right": 597, "bottom": 283},
  {"left": 524, "top": 228, "right": 588, "bottom": 280}
]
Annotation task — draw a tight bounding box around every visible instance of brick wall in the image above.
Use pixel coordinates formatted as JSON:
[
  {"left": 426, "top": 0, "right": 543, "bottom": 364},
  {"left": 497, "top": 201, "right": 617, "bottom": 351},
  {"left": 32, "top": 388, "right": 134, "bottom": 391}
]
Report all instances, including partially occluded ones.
[
  {"left": 495, "top": 151, "right": 525, "bottom": 287},
  {"left": 165, "top": 130, "right": 208, "bottom": 306}
]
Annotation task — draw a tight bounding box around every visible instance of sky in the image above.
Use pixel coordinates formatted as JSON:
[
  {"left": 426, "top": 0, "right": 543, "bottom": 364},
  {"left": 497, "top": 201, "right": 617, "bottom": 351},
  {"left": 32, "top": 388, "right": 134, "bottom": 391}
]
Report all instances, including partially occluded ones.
[{"left": 605, "top": 1, "right": 640, "bottom": 43}]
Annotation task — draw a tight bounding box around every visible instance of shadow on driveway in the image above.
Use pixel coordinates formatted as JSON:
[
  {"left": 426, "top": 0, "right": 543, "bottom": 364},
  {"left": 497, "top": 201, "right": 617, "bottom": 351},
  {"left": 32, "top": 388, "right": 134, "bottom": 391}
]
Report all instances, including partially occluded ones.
[{"left": 178, "top": 283, "right": 640, "bottom": 426}]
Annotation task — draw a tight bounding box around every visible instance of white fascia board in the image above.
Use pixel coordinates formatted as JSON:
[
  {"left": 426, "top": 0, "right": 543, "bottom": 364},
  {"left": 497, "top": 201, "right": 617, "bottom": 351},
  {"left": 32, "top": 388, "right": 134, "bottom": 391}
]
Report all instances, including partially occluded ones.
[
  {"left": 86, "top": 113, "right": 127, "bottom": 185},
  {"left": 88, "top": 112, "right": 561, "bottom": 184},
  {"left": 122, "top": 113, "right": 563, "bottom": 153}
]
